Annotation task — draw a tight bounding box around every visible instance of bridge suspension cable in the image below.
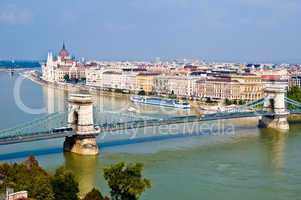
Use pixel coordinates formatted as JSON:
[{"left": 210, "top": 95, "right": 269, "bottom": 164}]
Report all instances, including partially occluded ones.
[{"left": 0, "top": 111, "right": 69, "bottom": 138}]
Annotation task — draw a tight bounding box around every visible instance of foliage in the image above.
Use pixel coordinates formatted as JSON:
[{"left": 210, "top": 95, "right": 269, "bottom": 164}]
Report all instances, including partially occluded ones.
[
  {"left": 287, "top": 86, "right": 301, "bottom": 109},
  {"left": 51, "top": 167, "right": 79, "bottom": 200},
  {"left": 104, "top": 162, "right": 151, "bottom": 200},
  {"left": 0, "top": 158, "right": 153, "bottom": 200},
  {"left": 287, "top": 86, "right": 301, "bottom": 102},
  {"left": 224, "top": 98, "right": 232, "bottom": 105},
  {"left": 64, "top": 74, "right": 70, "bottom": 82},
  {"left": 238, "top": 99, "right": 245, "bottom": 105},
  {"left": 224, "top": 98, "right": 245, "bottom": 105},
  {"left": 169, "top": 90, "right": 177, "bottom": 99},
  {"left": 206, "top": 97, "right": 213, "bottom": 103},
  {"left": 137, "top": 90, "right": 146, "bottom": 96},
  {"left": 0, "top": 156, "right": 55, "bottom": 200},
  {"left": 83, "top": 188, "right": 109, "bottom": 200},
  {"left": 148, "top": 91, "right": 156, "bottom": 96},
  {"left": 115, "top": 88, "right": 125, "bottom": 94}
]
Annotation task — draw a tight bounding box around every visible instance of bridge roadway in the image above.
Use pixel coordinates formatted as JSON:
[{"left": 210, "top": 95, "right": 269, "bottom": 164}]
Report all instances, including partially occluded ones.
[{"left": 0, "top": 111, "right": 275, "bottom": 145}]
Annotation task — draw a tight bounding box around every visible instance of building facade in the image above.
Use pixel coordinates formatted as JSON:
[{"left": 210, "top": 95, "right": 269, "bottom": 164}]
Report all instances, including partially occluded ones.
[
  {"left": 195, "top": 74, "right": 263, "bottom": 101},
  {"left": 154, "top": 75, "right": 200, "bottom": 97},
  {"left": 42, "top": 43, "right": 87, "bottom": 82},
  {"left": 136, "top": 73, "right": 159, "bottom": 94},
  {"left": 289, "top": 75, "right": 301, "bottom": 88}
]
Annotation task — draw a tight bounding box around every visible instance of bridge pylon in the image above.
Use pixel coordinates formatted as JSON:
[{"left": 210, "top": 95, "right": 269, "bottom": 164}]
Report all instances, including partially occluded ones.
[
  {"left": 64, "top": 94, "right": 100, "bottom": 155},
  {"left": 258, "top": 86, "right": 289, "bottom": 131}
]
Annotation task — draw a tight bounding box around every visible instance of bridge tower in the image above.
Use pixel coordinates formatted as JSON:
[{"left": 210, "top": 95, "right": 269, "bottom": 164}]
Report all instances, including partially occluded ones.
[
  {"left": 258, "top": 86, "right": 289, "bottom": 131},
  {"left": 64, "top": 94, "right": 100, "bottom": 155}
]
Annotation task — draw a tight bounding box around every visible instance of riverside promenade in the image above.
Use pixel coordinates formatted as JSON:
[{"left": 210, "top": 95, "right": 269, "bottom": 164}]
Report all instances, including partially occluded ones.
[{"left": 22, "top": 70, "right": 201, "bottom": 107}]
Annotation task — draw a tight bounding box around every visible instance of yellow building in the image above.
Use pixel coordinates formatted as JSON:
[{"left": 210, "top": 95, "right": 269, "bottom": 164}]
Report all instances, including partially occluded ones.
[
  {"left": 231, "top": 74, "right": 263, "bottom": 100},
  {"left": 196, "top": 77, "right": 241, "bottom": 100},
  {"left": 136, "top": 73, "right": 159, "bottom": 94},
  {"left": 196, "top": 74, "right": 263, "bottom": 101}
]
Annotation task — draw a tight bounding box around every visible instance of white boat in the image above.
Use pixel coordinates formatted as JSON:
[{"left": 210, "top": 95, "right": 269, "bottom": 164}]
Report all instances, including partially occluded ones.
[
  {"left": 130, "top": 96, "right": 190, "bottom": 109},
  {"left": 127, "top": 107, "right": 138, "bottom": 112}
]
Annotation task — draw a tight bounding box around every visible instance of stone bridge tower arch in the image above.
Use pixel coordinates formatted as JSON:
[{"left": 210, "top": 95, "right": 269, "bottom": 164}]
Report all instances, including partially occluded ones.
[
  {"left": 64, "top": 94, "right": 100, "bottom": 155},
  {"left": 67, "top": 94, "right": 96, "bottom": 134},
  {"left": 259, "top": 86, "right": 289, "bottom": 131}
]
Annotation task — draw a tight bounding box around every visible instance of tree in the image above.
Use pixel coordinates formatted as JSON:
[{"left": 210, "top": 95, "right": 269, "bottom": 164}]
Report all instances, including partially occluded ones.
[
  {"left": 83, "top": 188, "right": 109, "bottom": 200},
  {"left": 205, "top": 97, "right": 211, "bottom": 103},
  {"left": 51, "top": 167, "right": 79, "bottom": 200},
  {"left": 224, "top": 98, "right": 232, "bottom": 105},
  {"left": 104, "top": 162, "right": 151, "bottom": 200},
  {"left": 287, "top": 85, "right": 301, "bottom": 109},
  {"left": 287, "top": 85, "right": 301, "bottom": 102},
  {"left": 138, "top": 90, "right": 146, "bottom": 96},
  {"left": 0, "top": 156, "right": 54, "bottom": 200},
  {"left": 238, "top": 99, "right": 245, "bottom": 105},
  {"left": 169, "top": 90, "right": 177, "bottom": 99},
  {"left": 64, "top": 74, "right": 70, "bottom": 82},
  {"left": 115, "top": 88, "right": 124, "bottom": 94}
]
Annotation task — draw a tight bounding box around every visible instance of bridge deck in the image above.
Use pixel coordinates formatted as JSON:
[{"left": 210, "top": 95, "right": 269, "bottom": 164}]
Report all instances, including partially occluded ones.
[
  {"left": 0, "top": 111, "right": 264, "bottom": 145},
  {"left": 2, "top": 95, "right": 301, "bottom": 145}
]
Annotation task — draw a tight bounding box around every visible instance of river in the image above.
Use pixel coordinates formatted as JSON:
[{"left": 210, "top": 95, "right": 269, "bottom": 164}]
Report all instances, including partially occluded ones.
[{"left": 0, "top": 71, "right": 301, "bottom": 200}]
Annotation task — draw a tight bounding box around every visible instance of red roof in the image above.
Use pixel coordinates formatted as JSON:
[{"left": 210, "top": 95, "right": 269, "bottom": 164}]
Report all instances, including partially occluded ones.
[
  {"left": 59, "top": 43, "right": 70, "bottom": 58},
  {"left": 261, "top": 75, "right": 281, "bottom": 80}
]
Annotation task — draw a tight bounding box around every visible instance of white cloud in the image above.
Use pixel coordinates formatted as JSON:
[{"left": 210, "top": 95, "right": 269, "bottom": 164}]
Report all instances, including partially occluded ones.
[{"left": 0, "top": 4, "right": 32, "bottom": 25}]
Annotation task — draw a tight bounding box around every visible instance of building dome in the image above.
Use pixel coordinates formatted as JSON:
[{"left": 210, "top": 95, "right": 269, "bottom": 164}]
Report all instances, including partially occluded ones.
[{"left": 59, "top": 43, "right": 70, "bottom": 58}]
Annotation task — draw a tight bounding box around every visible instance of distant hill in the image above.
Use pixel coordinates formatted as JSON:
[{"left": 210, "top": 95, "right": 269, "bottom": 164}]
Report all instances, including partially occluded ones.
[{"left": 0, "top": 60, "right": 41, "bottom": 69}]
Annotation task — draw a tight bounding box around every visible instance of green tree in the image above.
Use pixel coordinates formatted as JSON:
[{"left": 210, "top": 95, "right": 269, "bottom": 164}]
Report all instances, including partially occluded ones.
[
  {"left": 0, "top": 156, "right": 54, "bottom": 200},
  {"left": 64, "top": 74, "right": 70, "bottom": 82},
  {"left": 225, "top": 98, "right": 232, "bottom": 105},
  {"left": 206, "top": 97, "right": 212, "bottom": 103},
  {"left": 238, "top": 99, "right": 245, "bottom": 105},
  {"left": 104, "top": 162, "right": 151, "bottom": 200},
  {"left": 138, "top": 90, "right": 146, "bottom": 96},
  {"left": 169, "top": 90, "right": 177, "bottom": 99},
  {"left": 115, "top": 88, "right": 124, "bottom": 93},
  {"left": 51, "top": 167, "right": 79, "bottom": 200},
  {"left": 83, "top": 188, "right": 109, "bottom": 200},
  {"left": 287, "top": 85, "right": 301, "bottom": 102}
]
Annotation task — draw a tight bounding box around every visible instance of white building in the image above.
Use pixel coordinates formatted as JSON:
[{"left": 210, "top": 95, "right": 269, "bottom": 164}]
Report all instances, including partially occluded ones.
[
  {"left": 42, "top": 43, "right": 86, "bottom": 82},
  {"left": 86, "top": 68, "right": 141, "bottom": 92},
  {"left": 154, "top": 75, "right": 201, "bottom": 97}
]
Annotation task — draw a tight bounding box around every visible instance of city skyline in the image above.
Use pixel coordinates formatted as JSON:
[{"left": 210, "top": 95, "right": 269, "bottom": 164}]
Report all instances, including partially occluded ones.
[{"left": 0, "top": 0, "right": 300, "bottom": 63}]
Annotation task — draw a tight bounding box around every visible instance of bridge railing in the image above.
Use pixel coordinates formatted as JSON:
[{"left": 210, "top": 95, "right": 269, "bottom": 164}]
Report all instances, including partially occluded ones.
[{"left": 0, "top": 111, "right": 69, "bottom": 138}]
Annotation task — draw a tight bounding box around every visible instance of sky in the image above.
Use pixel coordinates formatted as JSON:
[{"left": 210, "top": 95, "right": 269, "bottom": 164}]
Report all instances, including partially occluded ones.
[{"left": 0, "top": 0, "right": 300, "bottom": 63}]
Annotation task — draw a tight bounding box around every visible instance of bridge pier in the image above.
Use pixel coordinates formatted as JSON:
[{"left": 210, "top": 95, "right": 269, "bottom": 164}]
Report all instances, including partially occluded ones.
[
  {"left": 259, "top": 114, "right": 289, "bottom": 131},
  {"left": 258, "top": 87, "right": 289, "bottom": 131},
  {"left": 64, "top": 94, "right": 100, "bottom": 155}
]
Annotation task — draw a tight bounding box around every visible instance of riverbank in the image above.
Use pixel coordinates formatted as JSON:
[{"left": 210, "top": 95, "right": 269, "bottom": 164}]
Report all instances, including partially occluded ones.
[
  {"left": 288, "top": 114, "right": 301, "bottom": 122},
  {"left": 23, "top": 70, "right": 203, "bottom": 108},
  {"left": 2, "top": 71, "right": 301, "bottom": 200},
  {"left": 23, "top": 70, "right": 131, "bottom": 98}
]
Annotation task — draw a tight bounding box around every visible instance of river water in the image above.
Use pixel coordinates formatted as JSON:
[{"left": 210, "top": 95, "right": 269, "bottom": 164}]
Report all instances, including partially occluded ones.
[{"left": 0, "top": 71, "right": 301, "bottom": 200}]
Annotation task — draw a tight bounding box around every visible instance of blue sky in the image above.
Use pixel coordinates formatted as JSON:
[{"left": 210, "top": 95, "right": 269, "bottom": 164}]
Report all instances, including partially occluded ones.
[{"left": 0, "top": 0, "right": 300, "bottom": 63}]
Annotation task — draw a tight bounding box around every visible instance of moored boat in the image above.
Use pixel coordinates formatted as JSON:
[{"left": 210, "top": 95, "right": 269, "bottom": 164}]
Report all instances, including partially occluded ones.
[{"left": 130, "top": 96, "right": 190, "bottom": 109}]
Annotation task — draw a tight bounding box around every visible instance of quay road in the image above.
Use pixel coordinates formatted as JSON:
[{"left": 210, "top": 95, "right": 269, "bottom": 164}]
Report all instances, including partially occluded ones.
[{"left": 0, "top": 111, "right": 267, "bottom": 145}]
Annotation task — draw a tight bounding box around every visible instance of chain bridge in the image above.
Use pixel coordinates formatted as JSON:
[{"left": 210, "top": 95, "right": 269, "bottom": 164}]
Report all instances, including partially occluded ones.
[{"left": 1, "top": 86, "right": 301, "bottom": 155}]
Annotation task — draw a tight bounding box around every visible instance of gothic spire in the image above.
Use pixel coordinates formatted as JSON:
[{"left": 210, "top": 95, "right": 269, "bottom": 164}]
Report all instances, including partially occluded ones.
[{"left": 62, "top": 41, "right": 66, "bottom": 50}]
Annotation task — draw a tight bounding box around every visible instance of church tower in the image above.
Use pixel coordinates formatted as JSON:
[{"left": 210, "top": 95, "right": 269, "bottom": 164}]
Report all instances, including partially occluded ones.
[{"left": 47, "top": 52, "right": 53, "bottom": 66}]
